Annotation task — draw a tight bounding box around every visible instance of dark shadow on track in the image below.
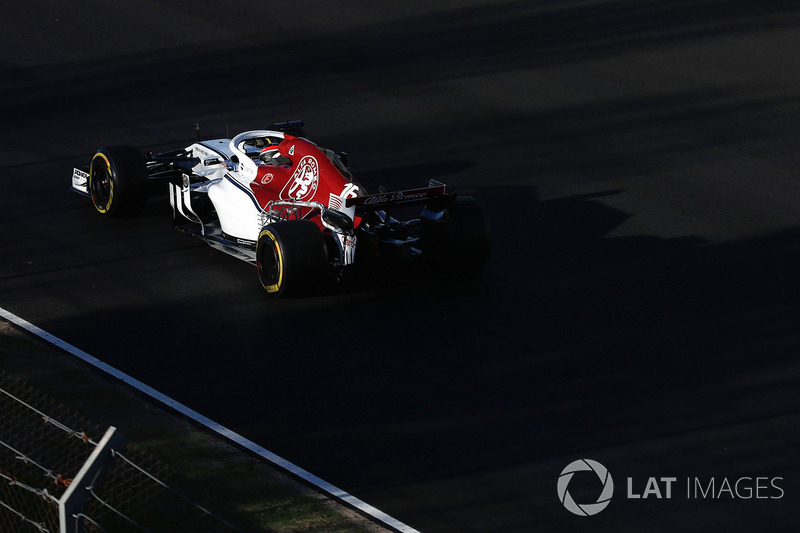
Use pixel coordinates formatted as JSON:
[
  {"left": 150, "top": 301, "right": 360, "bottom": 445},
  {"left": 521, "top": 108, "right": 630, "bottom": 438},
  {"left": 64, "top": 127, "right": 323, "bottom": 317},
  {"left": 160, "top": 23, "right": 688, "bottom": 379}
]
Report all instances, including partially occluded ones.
[{"left": 12, "top": 178, "right": 800, "bottom": 531}]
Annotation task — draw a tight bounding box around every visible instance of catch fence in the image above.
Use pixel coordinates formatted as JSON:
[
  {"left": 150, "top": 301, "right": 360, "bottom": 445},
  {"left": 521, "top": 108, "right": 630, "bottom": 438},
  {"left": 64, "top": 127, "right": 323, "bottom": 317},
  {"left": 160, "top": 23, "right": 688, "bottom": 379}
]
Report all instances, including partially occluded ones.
[{"left": 0, "top": 371, "right": 244, "bottom": 532}]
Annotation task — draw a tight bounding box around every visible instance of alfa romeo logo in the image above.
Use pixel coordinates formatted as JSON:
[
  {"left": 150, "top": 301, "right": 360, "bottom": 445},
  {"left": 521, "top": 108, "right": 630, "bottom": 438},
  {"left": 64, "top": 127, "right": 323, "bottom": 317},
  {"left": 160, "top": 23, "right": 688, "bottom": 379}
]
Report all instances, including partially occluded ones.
[
  {"left": 557, "top": 459, "right": 614, "bottom": 516},
  {"left": 281, "top": 155, "right": 319, "bottom": 201}
]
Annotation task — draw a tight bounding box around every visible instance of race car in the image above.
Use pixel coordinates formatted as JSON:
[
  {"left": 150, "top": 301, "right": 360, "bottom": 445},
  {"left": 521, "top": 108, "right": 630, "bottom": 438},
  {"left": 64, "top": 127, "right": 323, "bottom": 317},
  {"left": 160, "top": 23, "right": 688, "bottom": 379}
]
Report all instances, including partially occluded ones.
[{"left": 71, "top": 122, "right": 490, "bottom": 296}]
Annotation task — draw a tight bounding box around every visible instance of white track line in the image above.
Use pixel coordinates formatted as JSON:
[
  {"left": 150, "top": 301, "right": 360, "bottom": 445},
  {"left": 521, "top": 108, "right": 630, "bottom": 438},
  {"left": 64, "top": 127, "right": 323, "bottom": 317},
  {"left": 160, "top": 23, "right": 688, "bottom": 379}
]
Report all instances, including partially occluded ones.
[{"left": 0, "top": 306, "right": 419, "bottom": 533}]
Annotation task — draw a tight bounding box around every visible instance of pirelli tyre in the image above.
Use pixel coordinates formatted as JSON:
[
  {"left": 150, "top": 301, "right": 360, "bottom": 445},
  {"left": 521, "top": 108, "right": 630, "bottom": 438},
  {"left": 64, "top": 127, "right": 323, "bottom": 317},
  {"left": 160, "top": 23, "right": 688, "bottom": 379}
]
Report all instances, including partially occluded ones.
[
  {"left": 421, "top": 195, "right": 491, "bottom": 276},
  {"left": 256, "top": 221, "right": 329, "bottom": 297},
  {"left": 88, "top": 146, "right": 148, "bottom": 217}
]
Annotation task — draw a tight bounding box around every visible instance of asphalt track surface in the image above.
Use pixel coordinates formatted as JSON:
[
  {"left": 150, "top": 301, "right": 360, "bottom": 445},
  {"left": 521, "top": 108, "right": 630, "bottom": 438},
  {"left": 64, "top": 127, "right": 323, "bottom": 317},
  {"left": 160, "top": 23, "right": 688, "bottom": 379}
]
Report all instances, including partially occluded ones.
[{"left": 2, "top": 1, "right": 800, "bottom": 531}]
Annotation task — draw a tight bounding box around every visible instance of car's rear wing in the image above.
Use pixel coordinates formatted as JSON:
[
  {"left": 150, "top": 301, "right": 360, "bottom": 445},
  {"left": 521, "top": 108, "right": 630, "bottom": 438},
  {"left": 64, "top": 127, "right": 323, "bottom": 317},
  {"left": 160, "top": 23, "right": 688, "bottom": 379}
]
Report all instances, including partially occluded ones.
[{"left": 346, "top": 180, "right": 448, "bottom": 212}]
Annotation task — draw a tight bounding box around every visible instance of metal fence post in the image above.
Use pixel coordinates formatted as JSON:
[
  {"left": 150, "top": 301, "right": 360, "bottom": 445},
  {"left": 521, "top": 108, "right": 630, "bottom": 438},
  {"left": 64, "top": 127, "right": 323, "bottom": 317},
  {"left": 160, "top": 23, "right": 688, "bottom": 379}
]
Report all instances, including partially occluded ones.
[{"left": 58, "top": 426, "right": 127, "bottom": 533}]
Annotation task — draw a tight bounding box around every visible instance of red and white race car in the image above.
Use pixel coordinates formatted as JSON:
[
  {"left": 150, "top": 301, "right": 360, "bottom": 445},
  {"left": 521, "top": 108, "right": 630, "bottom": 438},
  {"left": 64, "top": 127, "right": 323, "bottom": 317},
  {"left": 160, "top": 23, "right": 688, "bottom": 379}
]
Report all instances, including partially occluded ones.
[{"left": 71, "top": 122, "right": 490, "bottom": 296}]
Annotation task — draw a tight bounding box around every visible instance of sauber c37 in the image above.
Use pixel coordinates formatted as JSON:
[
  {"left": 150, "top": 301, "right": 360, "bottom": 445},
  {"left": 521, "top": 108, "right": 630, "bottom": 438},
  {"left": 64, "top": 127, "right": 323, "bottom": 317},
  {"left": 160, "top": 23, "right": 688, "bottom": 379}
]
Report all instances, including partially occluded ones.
[{"left": 71, "top": 122, "right": 490, "bottom": 296}]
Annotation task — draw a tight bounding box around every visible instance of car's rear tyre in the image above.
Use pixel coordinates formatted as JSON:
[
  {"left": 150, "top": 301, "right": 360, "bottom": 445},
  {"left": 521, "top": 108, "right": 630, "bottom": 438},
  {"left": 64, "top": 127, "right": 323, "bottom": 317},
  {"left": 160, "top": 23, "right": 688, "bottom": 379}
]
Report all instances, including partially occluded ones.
[
  {"left": 88, "top": 146, "right": 148, "bottom": 217},
  {"left": 256, "top": 221, "right": 329, "bottom": 297},
  {"left": 421, "top": 196, "right": 491, "bottom": 276}
]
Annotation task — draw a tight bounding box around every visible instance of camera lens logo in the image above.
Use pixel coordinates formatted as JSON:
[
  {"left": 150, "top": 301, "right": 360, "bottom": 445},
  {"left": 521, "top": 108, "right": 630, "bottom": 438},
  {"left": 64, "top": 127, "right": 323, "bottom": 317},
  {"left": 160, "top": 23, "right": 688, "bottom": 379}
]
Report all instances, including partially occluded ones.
[{"left": 557, "top": 459, "right": 614, "bottom": 516}]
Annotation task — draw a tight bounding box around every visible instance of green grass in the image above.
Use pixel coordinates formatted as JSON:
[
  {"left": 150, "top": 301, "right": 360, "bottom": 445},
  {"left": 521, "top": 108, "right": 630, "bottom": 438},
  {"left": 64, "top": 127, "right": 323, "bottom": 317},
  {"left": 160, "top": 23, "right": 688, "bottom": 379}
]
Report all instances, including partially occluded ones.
[{"left": 0, "top": 320, "right": 388, "bottom": 533}]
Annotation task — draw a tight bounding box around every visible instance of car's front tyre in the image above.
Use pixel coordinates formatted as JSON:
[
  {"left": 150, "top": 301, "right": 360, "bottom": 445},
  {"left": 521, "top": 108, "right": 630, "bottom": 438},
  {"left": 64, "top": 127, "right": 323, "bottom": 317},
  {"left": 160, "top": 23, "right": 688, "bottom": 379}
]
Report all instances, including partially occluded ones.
[{"left": 88, "top": 145, "right": 148, "bottom": 217}]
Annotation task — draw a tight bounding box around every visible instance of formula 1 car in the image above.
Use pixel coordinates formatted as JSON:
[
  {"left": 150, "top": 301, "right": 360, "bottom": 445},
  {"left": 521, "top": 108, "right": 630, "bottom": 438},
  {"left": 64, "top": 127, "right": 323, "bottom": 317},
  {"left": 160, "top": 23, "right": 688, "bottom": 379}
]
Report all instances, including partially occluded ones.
[{"left": 71, "top": 122, "right": 490, "bottom": 296}]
